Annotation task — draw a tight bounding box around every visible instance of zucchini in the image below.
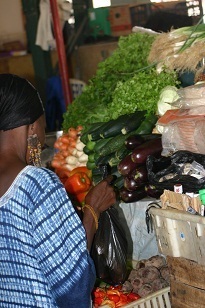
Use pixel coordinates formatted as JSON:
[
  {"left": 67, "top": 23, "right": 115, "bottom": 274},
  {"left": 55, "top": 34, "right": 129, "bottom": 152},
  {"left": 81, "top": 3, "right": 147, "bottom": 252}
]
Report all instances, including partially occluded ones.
[
  {"left": 99, "top": 113, "right": 133, "bottom": 139},
  {"left": 81, "top": 121, "right": 105, "bottom": 143},
  {"left": 110, "top": 166, "right": 120, "bottom": 177},
  {"left": 99, "top": 133, "right": 130, "bottom": 157},
  {"left": 95, "top": 152, "right": 116, "bottom": 166},
  {"left": 88, "top": 152, "right": 95, "bottom": 163},
  {"left": 115, "top": 145, "right": 130, "bottom": 160},
  {"left": 93, "top": 137, "right": 112, "bottom": 153},
  {"left": 135, "top": 114, "right": 158, "bottom": 135},
  {"left": 86, "top": 161, "right": 97, "bottom": 170},
  {"left": 86, "top": 140, "right": 96, "bottom": 151},
  {"left": 92, "top": 174, "right": 103, "bottom": 186},
  {"left": 114, "top": 175, "right": 124, "bottom": 190},
  {"left": 108, "top": 156, "right": 121, "bottom": 167},
  {"left": 98, "top": 123, "right": 153, "bottom": 158},
  {"left": 121, "top": 110, "right": 146, "bottom": 135},
  {"left": 91, "top": 166, "right": 104, "bottom": 176},
  {"left": 83, "top": 146, "right": 93, "bottom": 155},
  {"left": 88, "top": 121, "right": 112, "bottom": 141}
]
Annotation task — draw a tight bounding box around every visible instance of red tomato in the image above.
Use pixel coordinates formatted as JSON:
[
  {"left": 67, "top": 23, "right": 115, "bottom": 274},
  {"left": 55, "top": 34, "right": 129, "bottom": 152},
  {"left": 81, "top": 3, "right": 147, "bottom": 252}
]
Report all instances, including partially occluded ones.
[
  {"left": 93, "top": 297, "right": 103, "bottom": 306},
  {"left": 107, "top": 294, "right": 120, "bottom": 303},
  {"left": 93, "top": 288, "right": 106, "bottom": 299},
  {"left": 127, "top": 292, "right": 141, "bottom": 301}
]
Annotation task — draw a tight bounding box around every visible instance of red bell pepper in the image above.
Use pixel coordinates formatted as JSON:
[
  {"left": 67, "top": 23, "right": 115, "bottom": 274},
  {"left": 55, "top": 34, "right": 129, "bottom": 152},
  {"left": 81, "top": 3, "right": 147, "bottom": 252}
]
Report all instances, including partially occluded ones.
[
  {"left": 64, "top": 172, "right": 91, "bottom": 195},
  {"left": 68, "top": 166, "right": 92, "bottom": 179},
  {"left": 75, "top": 190, "right": 89, "bottom": 204}
]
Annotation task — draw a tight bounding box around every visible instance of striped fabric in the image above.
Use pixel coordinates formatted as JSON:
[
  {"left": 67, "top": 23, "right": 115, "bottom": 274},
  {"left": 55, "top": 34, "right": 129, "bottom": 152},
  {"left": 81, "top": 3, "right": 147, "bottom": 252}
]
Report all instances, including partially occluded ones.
[{"left": 0, "top": 166, "right": 96, "bottom": 307}]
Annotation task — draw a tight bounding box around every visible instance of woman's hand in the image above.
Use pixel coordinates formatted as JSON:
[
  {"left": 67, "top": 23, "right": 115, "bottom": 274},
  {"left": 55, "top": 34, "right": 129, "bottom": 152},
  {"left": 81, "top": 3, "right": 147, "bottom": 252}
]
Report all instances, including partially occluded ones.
[{"left": 85, "top": 175, "right": 117, "bottom": 218}]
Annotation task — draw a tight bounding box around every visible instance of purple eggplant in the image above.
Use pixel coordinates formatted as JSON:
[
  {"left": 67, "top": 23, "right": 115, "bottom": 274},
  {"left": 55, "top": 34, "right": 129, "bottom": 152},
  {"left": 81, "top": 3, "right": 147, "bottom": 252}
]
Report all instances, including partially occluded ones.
[
  {"left": 130, "top": 165, "right": 148, "bottom": 183},
  {"left": 124, "top": 177, "right": 142, "bottom": 191},
  {"left": 118, "top": 153, "right": 139, "bottom": 176},
  {"left": 125, "top": 135, "right": 144, "bottom": 150},
  {"left": 125, "top": 134, "right": 161, "bottom": 151},
  {"left": 124, "top": 165, "right": 148, "bottom": 191},
  {"left": 120, "top": 186, "right": 147, "bottom": 203},
  {"left": 131, "top": 138, "right": 162, "bottom": 164}
]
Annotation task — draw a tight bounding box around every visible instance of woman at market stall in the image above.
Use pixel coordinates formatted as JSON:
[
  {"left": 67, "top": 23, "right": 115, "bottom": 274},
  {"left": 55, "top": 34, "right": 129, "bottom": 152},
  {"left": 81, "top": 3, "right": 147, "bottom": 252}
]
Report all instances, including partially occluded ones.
[{"left": 0, "top": 74, "right": 116, "bottom": 308}]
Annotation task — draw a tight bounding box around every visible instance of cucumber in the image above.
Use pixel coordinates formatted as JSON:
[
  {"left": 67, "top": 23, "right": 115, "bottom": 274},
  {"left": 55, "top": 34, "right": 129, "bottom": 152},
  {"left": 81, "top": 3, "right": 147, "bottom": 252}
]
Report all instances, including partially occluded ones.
[
  {"left": 93, "top": 137, "right": 113, "bottom": 153},
  {"left": 121, "top": 110, "right": 146, "bottom": 135},
  {"left": 83, "top": 146, "right": 92, "bottom": 155},
  {"left": 99, "top": 113, "right": 133, "bottom": 139},
  {"left": 135, "top": 114, "right": 158, "bottom": 135}
]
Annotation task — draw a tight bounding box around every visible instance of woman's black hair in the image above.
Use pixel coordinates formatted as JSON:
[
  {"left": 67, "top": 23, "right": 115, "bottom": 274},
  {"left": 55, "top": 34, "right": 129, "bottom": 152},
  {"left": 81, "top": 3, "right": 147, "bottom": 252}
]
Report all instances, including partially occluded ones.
[{"left": 0, "top": 74, "right": 44, "bottom": 131}]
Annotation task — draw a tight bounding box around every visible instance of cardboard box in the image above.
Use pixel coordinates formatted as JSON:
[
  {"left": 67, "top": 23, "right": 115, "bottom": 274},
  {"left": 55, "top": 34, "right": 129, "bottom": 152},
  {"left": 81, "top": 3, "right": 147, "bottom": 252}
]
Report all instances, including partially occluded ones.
[
  {"left": 109, "top": 5, "right": 132, "bottom": 37},
  {"left": 167, "top": 256, "right": 205, "bottom": 307}
]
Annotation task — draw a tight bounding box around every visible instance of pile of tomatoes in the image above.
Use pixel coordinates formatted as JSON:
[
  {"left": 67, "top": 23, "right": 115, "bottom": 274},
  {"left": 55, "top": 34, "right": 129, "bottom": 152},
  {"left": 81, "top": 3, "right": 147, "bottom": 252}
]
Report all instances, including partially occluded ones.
[{"left": 92, "top": 285, "right": 140, "bottom": 308}]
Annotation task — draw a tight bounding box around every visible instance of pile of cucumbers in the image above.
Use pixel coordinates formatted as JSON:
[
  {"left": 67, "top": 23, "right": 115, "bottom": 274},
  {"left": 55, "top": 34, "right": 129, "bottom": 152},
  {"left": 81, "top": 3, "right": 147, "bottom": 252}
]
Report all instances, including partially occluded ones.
[{"left": 80, "top": 110, "right": 158, "bottom": 190}]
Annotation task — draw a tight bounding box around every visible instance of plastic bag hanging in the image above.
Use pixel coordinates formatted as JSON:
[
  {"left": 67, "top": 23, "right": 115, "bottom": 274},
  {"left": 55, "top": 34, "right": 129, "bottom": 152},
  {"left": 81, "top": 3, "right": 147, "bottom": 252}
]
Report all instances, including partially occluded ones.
[{"left": 91, "top": 206, "right": 128, "bottom": 285}]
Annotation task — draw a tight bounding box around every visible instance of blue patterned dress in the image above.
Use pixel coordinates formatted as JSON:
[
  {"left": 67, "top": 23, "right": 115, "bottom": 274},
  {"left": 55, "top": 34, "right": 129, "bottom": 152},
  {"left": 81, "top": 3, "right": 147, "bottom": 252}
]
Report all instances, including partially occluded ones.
[{"left": 0, "top": 166, "right": 96, "bottom": 307}]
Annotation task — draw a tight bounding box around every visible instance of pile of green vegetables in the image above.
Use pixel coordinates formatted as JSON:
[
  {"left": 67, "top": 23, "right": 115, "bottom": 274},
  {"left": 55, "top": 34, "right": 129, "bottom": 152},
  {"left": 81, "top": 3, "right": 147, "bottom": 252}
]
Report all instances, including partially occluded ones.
[{"left": 63, "top": 32, "right": 180, "bottom": 132}]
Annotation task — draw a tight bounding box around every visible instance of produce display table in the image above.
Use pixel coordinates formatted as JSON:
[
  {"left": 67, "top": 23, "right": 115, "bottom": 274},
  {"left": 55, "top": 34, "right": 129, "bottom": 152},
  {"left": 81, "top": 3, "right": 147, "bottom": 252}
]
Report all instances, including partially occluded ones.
[{"left": 118, "top": 197, "right": 159, "bottom": 261}]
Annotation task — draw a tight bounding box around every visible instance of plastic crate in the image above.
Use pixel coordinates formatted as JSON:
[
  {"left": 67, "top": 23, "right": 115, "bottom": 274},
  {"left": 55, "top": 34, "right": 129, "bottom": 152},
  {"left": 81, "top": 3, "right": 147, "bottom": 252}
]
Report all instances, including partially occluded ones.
[
  {"left": 100, "top": 287, "right": 171, "bottom": 308},
  {"left": 123, "top": 287, "right": 171, "bottom": 308},
  {"left": 149, "top": 208, "right": 205, "bottom": 265}
]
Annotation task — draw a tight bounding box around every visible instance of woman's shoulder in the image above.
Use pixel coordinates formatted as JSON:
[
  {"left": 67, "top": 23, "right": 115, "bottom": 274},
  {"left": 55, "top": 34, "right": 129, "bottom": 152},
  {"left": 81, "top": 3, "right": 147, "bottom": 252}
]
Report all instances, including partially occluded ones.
[
  {"left": 21, "top": 166, "right": 64, "bottom": 195},
  {"left": 23, "top": 165, "right": 59, "bottom": 181}
]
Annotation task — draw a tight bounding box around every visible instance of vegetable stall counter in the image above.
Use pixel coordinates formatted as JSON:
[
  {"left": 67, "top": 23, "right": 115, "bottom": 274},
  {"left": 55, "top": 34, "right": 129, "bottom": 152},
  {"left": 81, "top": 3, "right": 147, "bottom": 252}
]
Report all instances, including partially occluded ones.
[{"left": 118, "top": 197, "right": 159, "bottom": 261}]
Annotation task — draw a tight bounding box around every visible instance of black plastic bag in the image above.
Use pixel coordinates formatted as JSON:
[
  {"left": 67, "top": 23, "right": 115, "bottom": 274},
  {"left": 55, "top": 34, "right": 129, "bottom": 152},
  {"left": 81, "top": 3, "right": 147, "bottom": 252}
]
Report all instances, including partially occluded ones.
[
  {"left": 147, "top": 150, "right": 205, "bottom": 193},
  {"left": 91, "top": 206, "right": 128, "bottom": 285}
]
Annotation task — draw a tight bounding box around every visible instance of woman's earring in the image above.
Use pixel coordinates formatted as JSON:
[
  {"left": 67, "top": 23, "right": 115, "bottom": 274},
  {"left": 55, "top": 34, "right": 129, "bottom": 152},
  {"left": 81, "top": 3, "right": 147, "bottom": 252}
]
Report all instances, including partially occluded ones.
[{"left": 27, "top": 133, "right": 42, "bottom": 167}]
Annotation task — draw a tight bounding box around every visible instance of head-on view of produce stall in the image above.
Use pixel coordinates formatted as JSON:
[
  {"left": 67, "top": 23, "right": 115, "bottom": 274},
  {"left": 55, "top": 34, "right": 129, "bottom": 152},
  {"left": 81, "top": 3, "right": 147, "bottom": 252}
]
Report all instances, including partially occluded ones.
[
  {"left": 41, "top": 10, "right": 205, "bottom": 305},
  {"left": 1, "top": 0, "right": 205, "bottom": 307}
]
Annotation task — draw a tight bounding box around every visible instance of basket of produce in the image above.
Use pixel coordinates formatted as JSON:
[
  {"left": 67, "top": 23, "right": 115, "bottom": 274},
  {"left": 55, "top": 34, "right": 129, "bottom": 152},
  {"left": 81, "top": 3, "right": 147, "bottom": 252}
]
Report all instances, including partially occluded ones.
[{"left": 92, "top": 255, "right": 171, "bottom": 308}]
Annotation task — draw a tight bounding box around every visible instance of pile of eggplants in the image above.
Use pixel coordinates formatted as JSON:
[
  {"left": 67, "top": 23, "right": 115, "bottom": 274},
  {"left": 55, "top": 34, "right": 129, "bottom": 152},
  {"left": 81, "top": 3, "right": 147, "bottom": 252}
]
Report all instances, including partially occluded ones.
[{"left": 118, "top": 134, "right": 164, "bottom": 203}]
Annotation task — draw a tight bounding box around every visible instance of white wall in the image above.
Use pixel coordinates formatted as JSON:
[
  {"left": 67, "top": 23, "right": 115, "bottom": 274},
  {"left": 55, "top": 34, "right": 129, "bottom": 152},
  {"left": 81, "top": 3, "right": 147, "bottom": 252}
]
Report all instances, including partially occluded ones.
[{"left": 0, "top": 0, "right": 26, "bottom": 48}]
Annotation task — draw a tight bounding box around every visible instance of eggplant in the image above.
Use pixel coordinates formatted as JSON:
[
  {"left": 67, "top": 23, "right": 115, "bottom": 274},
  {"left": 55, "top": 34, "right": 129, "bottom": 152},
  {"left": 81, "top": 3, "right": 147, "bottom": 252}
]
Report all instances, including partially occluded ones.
[
  {"left": 125, "top": 134, "right": 161, "bottom": 151},
  {"left": 145, "top": 184, "right": 164, "bottom": 199},
  {"left": 130, "top": 164, "right": 148, "bottom": 183},
  {"left": 120, "top": 186, "right": 147, "bottom": 203},
  {"left": 124, "top": 165, "right": 148, "bottom": 190},
  {"left": 131, "top": 138, "right": 162, "bottom": 164},
  {"left": 118, "top": 153, "right": 138, "bottom": 176},
  {"left": 141, "top": 133, "right": 162, "bottom": 142},
  {"left": 124, "top": 177, "right": 148, "bottom": 191},
  {"left": 125, "top": 135, "right": 144, "bottom": 150}
]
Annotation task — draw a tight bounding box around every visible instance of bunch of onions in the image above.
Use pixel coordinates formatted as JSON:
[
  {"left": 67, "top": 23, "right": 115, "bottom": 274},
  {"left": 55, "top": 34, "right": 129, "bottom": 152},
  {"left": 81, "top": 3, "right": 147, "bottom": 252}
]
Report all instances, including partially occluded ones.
[{"left": 148, "top": 21, "right": 205, "bottom": 76}]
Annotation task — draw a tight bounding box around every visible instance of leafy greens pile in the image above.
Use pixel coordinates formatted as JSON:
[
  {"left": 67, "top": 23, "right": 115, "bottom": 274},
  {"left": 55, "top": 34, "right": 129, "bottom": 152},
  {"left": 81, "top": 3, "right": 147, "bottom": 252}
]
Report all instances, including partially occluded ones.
[{"left": 63, "top": 32, "right": 180, "bottom": 131}]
